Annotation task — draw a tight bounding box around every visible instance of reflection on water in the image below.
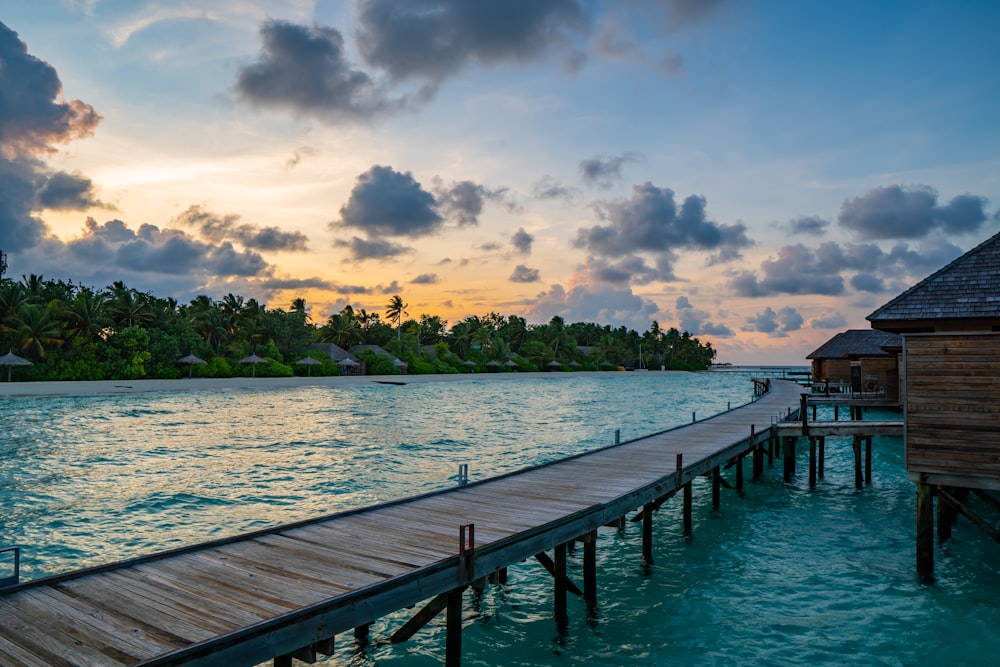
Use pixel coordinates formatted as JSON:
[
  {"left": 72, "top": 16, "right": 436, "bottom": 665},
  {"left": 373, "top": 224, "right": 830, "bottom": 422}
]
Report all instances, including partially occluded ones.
[{"left": 2, "top": 373, "right": 999, "bottom": 667}]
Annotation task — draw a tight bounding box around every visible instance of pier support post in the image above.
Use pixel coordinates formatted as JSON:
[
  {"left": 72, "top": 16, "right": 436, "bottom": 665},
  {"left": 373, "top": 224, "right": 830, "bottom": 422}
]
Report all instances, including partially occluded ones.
[
  {"left": 917, "top": 481, "right": 935, "bottom": 578},
  {"left": 865, "top": 436, "right": 873, "bottom": 484},
  {"left": 583, "top": 530, "right": 598, "bottom": 619},
  {"left": 752, "top": 444, "right": 763, "bottom": 481},
  {"left": 852, "top": 436, "right": 863, "bottom": 489},
  {"left": 554, "top": 542, "right": 568, "bottom": 631},
  {"left": 446, "top": 587, "right": 463, "bottom": 667},
  {"left": 782, "top": 437, "right": 795, "bottom": 483},
  {"left": 642, "top": 503, "right": 654, "bottom": 565},
  {"left": 818, "top": 437, "right": 825, "bottom": 479},
  {"left": 682, "top": 483, "right": 692, "bottom": 537},
  {"left": 808, "top": 437, "right": 817, "bottom": 488},
  {"left": 711, "top": 466, "right": 721, "bottom": 511},
  {"left": 736, "top": 452, "right": 744, "bottom": 493},
  {"left": 355, "top": 623, "right": 371, "bottom": 645},
  {"left": 937, "top": 486, "right": 954, "bottom": 544}
]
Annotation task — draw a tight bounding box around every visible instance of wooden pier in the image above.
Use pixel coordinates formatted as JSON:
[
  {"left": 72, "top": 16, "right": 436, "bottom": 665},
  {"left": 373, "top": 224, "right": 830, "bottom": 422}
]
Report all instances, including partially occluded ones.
[{"left": 0, "top": 382, "right": 807, "bottom": 666}]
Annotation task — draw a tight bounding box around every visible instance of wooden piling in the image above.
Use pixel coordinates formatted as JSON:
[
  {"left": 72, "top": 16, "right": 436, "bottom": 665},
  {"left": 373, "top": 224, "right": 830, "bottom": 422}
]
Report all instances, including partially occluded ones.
[
  {"left": 446, "top": 587, "right": 463, "bottom": 667},
  {"left": 782, "top": 437, "right": 795, "bottom": 483},
  {"left": 355, "top": 623, "right": 370, "bottom": 644},
  {"left": 735, "top": 452, "right": 744, "bottom": 493},
  {"left": 711, "top": 466, "right": 721, "bottom": 511},
  {"left": 583, "top": 530, "right": 597, "bottom": 619},
  {"left": 642, "top": 503, "right": 654, "bottom": 565},
  {"left": 852, "top": 436, "right": 862, "bottom": 489},
  {"left": 818, "top": 436, "right": 825, "bottom": 479},
  {"left": 917, "top": 481, "right": 935, "bottom": 578},
  {"left": 554, "top": 543, "right": 568, "bottom": 630},
  {"left": 682, "top": 483, "right": 693, "bottom": 536},
  {"left": 864, "top": 436, "right": 872, "bottom": 484},
  {"left": 937, "top": 485, "right": 953, "bottom": 544},
  {"left": 808, "top": 436, "right": 817, "bottom": 488}
]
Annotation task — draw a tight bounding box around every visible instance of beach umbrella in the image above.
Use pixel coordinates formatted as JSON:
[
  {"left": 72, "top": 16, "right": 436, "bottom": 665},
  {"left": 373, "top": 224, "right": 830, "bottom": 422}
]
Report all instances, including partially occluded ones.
[
  {"left": 337, "top": 357, "right": 359, "bottom": 375},
  {"left": 295, "top": 356, "right": 322, "bottom": 376},
  {"left": 0, "top": 351, "right": 32, "bottom": 382},
  {"left": 240, "top": 353, "right": 267, "bottom": 377},
  {"left": 176, "top": 353, "right": 206, "bottom": 379},
  {"left": 504, "top": 359, "right": 518, "bottom": 367},
  {"left": 485, "top": 360, "right": 501, "bottom": 372},
  {"left": 568, "top": 361, "right": 582, "bottom": 368},
  {"left": 546, "top": 360, "right": 563, "bottom": 370},
  {"left": 463, "top": 360, "right": 476, "bottom": 372}
]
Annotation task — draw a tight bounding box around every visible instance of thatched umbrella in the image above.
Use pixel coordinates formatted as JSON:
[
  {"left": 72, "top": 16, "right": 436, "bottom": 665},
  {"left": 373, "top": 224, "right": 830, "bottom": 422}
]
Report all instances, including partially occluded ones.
[
  {"left": 337, "top": 357, "right": 359, "bottom": 375},
  {"left": 295, "top": 356, "right": 322, "bottom": 376},
  {"left": 485, "top": 360, "right": 501, "bottom": 372},
  {"left": 462, "top": 360, "right": 476, "bottom": 372},
  {"left": 504, "top": 359, "right": 518, "bottom": 368},
  {"left": 546, "top": 360, "right": 563, "bottom": 371},
  {"left": 0, "top": 351, "right": 32, "bottom": 382},
  {"left": 176, "top": 353, "right": 206, "bottom": 379},
  {"left": 240, "top": 353, "right": 267, "bottom": 377}
]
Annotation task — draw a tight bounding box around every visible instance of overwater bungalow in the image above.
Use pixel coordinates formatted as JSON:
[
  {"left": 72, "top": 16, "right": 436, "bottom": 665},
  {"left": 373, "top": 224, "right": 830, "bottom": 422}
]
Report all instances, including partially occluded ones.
[
  {"left": 805, "top": 329, "right": 901, "bottom": 398},
  {"left": 866, "top": 229, "right": 1000, "bottom": 575}
]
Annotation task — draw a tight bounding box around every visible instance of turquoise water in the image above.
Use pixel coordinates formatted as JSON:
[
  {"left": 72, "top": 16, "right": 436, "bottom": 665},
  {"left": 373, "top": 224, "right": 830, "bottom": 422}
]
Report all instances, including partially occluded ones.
[{"left": 2, "top": 372, "right": 999, "bottom": 665}]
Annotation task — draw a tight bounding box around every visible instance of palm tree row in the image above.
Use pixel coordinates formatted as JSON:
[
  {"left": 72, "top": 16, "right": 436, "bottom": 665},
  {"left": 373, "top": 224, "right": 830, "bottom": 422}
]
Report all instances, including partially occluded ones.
[{"left": 0, "top": 274, "right": 716, "bottom": 381}]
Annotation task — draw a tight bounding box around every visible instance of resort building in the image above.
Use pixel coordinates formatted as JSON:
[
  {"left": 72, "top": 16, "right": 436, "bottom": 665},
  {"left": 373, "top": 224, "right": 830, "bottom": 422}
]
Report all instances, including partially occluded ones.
[
  {"left": 805, "top": 329, "right": 901, "bottom": 398},
  {"left": 866, "top": 229, "right": 1000, "bottom": 575}
]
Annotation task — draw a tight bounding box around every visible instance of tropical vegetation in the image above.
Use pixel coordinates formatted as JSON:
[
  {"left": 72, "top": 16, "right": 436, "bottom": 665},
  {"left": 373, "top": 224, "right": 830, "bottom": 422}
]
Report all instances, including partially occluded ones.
[{"left": 0, "top": 274, "right": 717, "bottom": 381}]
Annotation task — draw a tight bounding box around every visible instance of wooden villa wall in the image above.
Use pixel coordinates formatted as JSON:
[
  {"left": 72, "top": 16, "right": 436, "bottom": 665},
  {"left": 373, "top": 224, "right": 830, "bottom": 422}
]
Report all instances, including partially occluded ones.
[{"left": 904, "top": 332, "right": 1000, "bottom": 489}]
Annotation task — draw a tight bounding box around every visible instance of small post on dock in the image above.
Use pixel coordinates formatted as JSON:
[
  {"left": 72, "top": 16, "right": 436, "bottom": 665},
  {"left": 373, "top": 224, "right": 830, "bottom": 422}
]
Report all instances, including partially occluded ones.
[
  {"left": 692, "top": 411, "right": 696, "bottom": 423},
  {"left": 457, "top": 464, "right": 469, "bottom": 486},
  {"left": 916, "top": 480, "right": 934, "bottom": 578},
  {"left": 615, "top": 429, "right": 620, "bottom": 445}
]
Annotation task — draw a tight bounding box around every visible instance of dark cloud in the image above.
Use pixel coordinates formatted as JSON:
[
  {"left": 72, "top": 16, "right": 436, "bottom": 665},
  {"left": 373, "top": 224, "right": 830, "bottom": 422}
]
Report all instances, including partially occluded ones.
[
  {"left": 809, "top": 312, "right": 848, "bottom": 329},
  {"left": 36, "top": 171, "right": 109, "bottom": 210},
  {"left": 511, "top": 227, "right": 534, "bottom": 254},
  {"left": 575, "top": 183, "right": 753, "bottom": 281},
  {"left": 731, "top": 238, "right": 969, "bottom": 298},
  {"left": 742, "top": 306, "right": 803, "bottom": 338},
  {"left": 0, "top": 157, "right": 48, "bottom": 252},
  {"left": 0, "top": 22, "right": 101, "bottom": 158},
  {"left": 355, "top": 0, "right": 590, "bottom": 84},
  {"left": 579, "top": 152, "right": 640, "bottom": 188},
  {"left": 478, "top": 241, "right": 502, "bottom": 252},
  {"left": 335, "top": 165, "right": 442, "bottom": 237},
  {"left": 260, "top": 276, "right": 336, "bottom": 291},
  {"left": 509, "top": 264, "right": 541, "bottom": 283},
  {"left": 523, "top": 282, "right": 659, "bottom": 330},
  {"left": 174, "top": 204, "right": 309, "bottom": 252},
  {"left": 433, "top": 179, "right": 510, "bottom": 226},
  {"left": 532, "top": 175, "right": 576, "bottom": 200},
  {"left": 236, "top": 21, "right": 405, "bottom": 122},
  {"left": 333, "top": 236, "right": 413, "bottom": 261},
  {"left": 784, "top": 215, "right": 829, "bottom": 236},
  {"left": 379, "top": 279, "right": 402, "bottom": 294},
  {"left": 411, "top": 273, "right": 438, "bottom": 284},
  {"left": 838, "top": 185, "right": 988, "bottom": 240},
  {"left": 581, "top": 255, "right": 669, "bottom": 285},
  {"left": 675, "top": 296, "right": 733, "bottom": 337}
]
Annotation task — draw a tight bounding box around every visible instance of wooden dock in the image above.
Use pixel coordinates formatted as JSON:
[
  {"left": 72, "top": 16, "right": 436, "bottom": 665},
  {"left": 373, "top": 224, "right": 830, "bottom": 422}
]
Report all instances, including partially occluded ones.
[{"left": 0, "top": 381, "right": 806, "bottom": 666}]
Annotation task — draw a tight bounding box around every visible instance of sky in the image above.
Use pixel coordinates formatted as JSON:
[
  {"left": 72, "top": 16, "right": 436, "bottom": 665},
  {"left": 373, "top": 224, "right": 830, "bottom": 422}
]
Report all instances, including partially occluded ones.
[{"left": 2, "top": 0, "right": 999, "bottom": 364}]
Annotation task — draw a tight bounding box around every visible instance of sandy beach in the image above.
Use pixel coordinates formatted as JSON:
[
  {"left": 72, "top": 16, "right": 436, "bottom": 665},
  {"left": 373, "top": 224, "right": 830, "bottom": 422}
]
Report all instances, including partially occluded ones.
[{"left": 0, "top": 370, "right": 647, "bottom": 399}]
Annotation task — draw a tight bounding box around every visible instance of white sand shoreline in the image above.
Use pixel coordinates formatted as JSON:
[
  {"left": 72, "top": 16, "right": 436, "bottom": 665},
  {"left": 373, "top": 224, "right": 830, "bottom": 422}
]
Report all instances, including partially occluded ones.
[{"left": 0, "top": 370, "right": 686, "bottom": 399}]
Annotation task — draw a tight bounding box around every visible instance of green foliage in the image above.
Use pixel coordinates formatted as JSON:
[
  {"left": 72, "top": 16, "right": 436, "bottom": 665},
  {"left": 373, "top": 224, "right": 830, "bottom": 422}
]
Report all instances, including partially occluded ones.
[{"left": 355, "top": 349, "right": 400, "bottom": 375}]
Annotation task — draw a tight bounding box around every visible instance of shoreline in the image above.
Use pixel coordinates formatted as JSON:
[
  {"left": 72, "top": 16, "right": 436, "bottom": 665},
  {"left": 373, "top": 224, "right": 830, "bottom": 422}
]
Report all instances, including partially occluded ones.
[{"left": 0, "top": 370, "right": 688, "bottom": 399}]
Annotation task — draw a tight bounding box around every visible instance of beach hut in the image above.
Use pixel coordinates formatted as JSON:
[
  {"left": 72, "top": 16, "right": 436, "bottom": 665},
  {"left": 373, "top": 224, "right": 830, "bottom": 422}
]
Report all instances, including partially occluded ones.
[
  {"left": 865, "top": 229, "right": 1000, "bottom": 575},
  {"left": 176, "top": 353, "right": 207, "bottom": 379},
  {"left": 805, "top": 330, "right": 900, "bottom": 397},
  {"left": 0, "top": 351, "right": 32, "bottom": 382}
]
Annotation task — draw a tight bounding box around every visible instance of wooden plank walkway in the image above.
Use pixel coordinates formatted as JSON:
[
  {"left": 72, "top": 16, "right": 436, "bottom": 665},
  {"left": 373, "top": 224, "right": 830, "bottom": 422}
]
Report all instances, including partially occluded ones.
[{"left": 0, "top": 380, "right": 805, "bottom": 666}]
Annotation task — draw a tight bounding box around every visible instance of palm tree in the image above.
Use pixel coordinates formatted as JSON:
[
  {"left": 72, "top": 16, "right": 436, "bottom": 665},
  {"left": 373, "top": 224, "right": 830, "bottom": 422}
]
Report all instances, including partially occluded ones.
[
  {"left": 64, "top": 288, "right": 109, "bottom": 344},
  {"left": 385, "top": 295, "right": 408, "bottom": 342},
  {"left": 9, "top": 304, "right": 63, "bottom": 358},
  {"left": 107, "top": 282, "right": 153, "bottom": 330},
  {"left": 320, "top": 312, "right": 360, "bottom": 348}
]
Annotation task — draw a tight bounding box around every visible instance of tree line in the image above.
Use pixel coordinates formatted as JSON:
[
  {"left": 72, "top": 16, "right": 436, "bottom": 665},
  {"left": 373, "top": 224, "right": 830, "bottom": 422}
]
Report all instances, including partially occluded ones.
[{"left": 0, "top": 274, "right": 717, "bottom": 381}]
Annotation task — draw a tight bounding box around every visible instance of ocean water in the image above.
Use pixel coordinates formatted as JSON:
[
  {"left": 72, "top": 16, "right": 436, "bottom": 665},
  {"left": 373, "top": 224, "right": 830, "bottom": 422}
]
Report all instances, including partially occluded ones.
[{"left": 1, "top": 372, "right": 998, "bottom": 666}]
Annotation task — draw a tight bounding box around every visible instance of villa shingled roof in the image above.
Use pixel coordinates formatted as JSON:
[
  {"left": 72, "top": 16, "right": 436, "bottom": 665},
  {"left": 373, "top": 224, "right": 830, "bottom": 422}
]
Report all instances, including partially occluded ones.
[
  {"left": 806, "top": 329, "right": 901, "bottom": 360},
  {"left": 867, "top": 230, "right": 1000, "bottom": 324}
]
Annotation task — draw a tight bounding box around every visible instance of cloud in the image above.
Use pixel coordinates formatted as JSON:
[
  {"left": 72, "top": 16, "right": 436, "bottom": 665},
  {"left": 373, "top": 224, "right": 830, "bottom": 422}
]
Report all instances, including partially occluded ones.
[
  {"left": 433, "top": 179, "right": 510, "bottom": 226},
  {"left": 379, "top": 279, "right": 402, "bottom": 294},
  {"left": 509, "top": 264, "right": 541, "bottom": 283},
  {"left": 579, "top": 152, "right": 640, "bottom": 188},
  {"left": 579, "top": 254, "right": 669, "bottom": 285},
  {"left": 675, "top": 296, "right": 733, "bottom": 337},
  {"left": 260, "top": 276, "right": 336, "bottom": 291},
  {"left": 36, "top": 171, "right": 110, "bottom": 210},
  {"left": 730, "top": 243, "right": 846, "bottom": 297},
  {"left": 522, "top": 282, "right": 659, "bottom": 329},
  {"left": 0, "top": 22, "right": 101, "bottom": 159},
  {"left": 511, "top": 227, "right": 534, "bottom": 254},
  {"left": 742, "top": 306, "right": 803, "bottom": 338},
  {"left": 355, "top": 0, "right": 590, "bottom": 84},
  {"left": 0, "top": 157, "right": 49, "bottom": 252},
  {"left": 174, "top": 205, "right": 309, "bottom": 252},
  {"left": 532, "top": 175, "right": 576, "bottom": 200},
  {"left": 335, "top": 165, "right": 443, "bottom": 237},
  {"left": 575, "top": 182, "right": 753, "bottom": 281},
  {"left": 850, "top": 273, "right": 883, "bottom": 293},
  {"left": 333, "top": 235, "right": 413, "bottom": 261},
  {"left": 809, "top": 312, "right": 848, "bottom": 329},
  {"left": 783, "top": 215, "right": 829, "bottom": 236},
  {"left": 235, "top": 20, "right": 405, "bottom": 122},
  {"left": 838, "top": 185, "right": 988, "bottom": 240},
  {"left": 411, "top": 273, "right": 438, "bottom": 284}
]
